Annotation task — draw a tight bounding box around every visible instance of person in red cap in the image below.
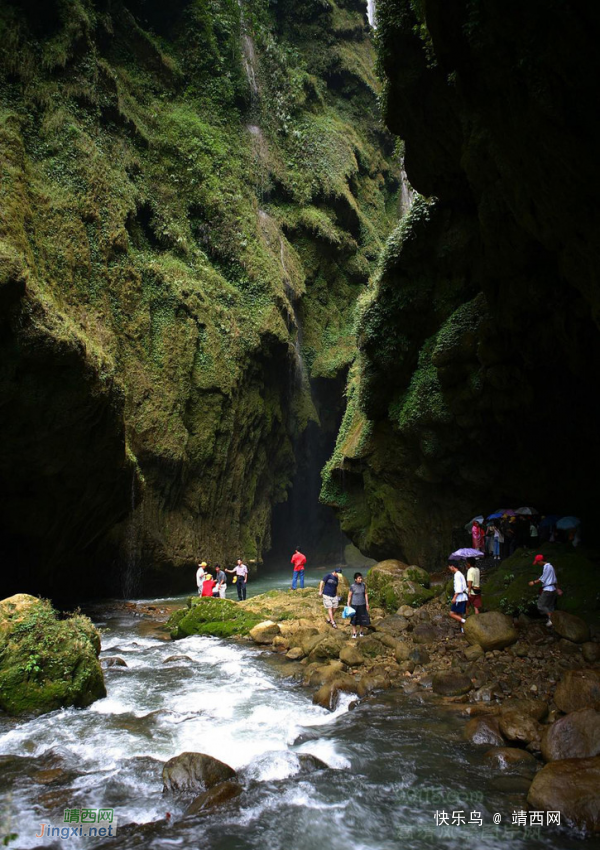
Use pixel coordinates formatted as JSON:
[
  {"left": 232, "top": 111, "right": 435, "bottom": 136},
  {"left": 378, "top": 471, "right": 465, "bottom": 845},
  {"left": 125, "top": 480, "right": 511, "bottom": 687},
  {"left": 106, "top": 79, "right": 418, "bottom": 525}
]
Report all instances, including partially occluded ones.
[{"left": 528, "top": 554, "right": 557, "bottom": 626}]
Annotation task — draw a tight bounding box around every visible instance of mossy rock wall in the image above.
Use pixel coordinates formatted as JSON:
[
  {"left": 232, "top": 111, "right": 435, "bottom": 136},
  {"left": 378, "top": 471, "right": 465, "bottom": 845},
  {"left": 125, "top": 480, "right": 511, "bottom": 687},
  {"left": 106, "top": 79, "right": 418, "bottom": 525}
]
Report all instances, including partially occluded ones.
[
  {"left": 322, "top": 0, "right": 600, "bottom": 569},
  {"left": 0, "top": 0, "right": 398, "bottom": 597},
  {"left": 0, "top": 594, "right": 106, "bottom": 715}
]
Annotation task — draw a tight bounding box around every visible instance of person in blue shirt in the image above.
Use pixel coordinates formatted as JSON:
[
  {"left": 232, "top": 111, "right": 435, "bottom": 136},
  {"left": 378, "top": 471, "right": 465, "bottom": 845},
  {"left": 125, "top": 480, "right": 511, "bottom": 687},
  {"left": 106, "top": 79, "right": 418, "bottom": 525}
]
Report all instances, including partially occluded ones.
[
  {"left": 318, "top": 569, "right": 343, "bottom": 628},
  {"left": 529, "top": 554, "right": 558, "bottom": 626}
]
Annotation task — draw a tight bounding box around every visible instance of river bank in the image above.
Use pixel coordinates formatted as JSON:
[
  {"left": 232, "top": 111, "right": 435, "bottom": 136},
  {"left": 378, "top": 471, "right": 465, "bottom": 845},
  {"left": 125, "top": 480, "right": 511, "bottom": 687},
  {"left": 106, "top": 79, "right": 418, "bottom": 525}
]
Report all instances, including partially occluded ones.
[{"left": 0, "top": 565, "right": 598, "bottom": 848}]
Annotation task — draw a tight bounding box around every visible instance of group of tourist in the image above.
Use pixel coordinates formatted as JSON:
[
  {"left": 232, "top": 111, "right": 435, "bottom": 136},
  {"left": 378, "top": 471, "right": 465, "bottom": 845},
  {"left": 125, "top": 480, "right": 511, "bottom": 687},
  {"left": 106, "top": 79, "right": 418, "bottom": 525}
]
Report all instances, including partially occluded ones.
[
  {"left": 447, "top": 553, "right": 560, "bottom": 630},
  {"left": 195, "top": 559, "right": 249, "bottom": 601},
  {"left": 470, "top": 511, "right": 580, "bottom": 561}
]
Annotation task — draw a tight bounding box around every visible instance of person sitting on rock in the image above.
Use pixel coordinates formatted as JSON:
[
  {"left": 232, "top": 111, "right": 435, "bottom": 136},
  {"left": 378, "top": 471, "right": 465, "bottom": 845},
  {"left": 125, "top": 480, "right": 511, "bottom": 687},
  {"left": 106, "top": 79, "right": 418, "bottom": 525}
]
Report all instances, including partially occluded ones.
[
  {"left": 448, "top": 563, "right": 468, "bottom": 630},
  {"left": 318, "top": 569, "right": 343, "bottom": 628},
  {"left": 528, "top": 554, "right": 557, "bottom": 627}
]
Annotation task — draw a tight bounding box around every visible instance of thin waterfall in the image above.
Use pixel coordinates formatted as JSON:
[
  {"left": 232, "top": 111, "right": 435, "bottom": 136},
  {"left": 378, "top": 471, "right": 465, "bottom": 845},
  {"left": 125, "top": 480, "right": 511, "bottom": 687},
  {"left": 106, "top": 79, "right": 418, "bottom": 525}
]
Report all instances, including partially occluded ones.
[
  {"left": 367, "top": 0, "right": 376, "bottom": 28},
  {"left": 122, "top": 471, "right": 142, "bottom": 598}
]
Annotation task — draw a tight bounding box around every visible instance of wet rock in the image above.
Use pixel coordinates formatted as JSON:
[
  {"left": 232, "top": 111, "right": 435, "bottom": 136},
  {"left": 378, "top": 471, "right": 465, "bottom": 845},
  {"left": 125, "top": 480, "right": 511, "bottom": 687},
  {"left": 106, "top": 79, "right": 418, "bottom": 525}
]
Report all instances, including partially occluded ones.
[
  {"left": 339, "top": 645, "right": 365, "bottom": 667},
  {"left": 464, "top": 612, "right": 518, "bottom": 652},
  {"left": 541, "top": 708, "right": 600, "bottom": 762},
  {"left": 551, "top": 611, "right": 590, "bottom": 644},
  {"left": 185, "top": 780, "right": 242, "bottom": 815},
  {"left": 31, "top": 768, "right": 68, "bottom": 785},
  {"left": 312, "top": 674, "right": 358, "bottom": 710},
  {"left": 499, "top": 711, "right": 542, "bottom": 747},
  {"left": 162, "top": 752, "right": 236, "bottom": 794},
  {"left": 297, "top": 754, "right": 329, "bottom": 773},
  {"left": 304, "top": 661, "right": 346, "bottom": 688},
  {"left": 272, "top": 636, "right": 290, "bottom": 652},
  {"left": 356, "top": 671, "right": 391, "bottom": 698},
  {"left": 162, "top": 655, "right": 191, "bottom": 664},
  {"left": 249, "top": 621, "right": 281, "bottom": 645},
  {"left": 583, "top": 642, "right": 600, "bottom": 663},
  {"left": 463, "top": 716, "right": 504, "bottom": 746},
  {"left": 285, "top": 646, "right": 305, "bottom": 661},
  {"left": 554, "top": 669, "right": 600, "bottom": 713},
  {"left": 527, "top": 756, "right": 600, "bottom": 832},
  {"left": 463, "top": 644, "right": 484, "bottom": 662},
  {"left": 484, "top": 747, "right": 539, "bottom": 772},
  {"left": 432, "top": 671, "right": 472, "bottom": 696},
  {"left": 101, "top": 656, "right": 128, "bottom": 668}
]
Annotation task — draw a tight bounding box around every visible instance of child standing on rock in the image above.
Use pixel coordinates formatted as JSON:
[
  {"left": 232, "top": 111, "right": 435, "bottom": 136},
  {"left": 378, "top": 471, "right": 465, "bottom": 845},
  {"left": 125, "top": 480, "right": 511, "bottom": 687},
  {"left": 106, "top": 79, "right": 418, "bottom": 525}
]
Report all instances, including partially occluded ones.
[{"left": 347, "top": 572, "right": 370, "bottom": 638}]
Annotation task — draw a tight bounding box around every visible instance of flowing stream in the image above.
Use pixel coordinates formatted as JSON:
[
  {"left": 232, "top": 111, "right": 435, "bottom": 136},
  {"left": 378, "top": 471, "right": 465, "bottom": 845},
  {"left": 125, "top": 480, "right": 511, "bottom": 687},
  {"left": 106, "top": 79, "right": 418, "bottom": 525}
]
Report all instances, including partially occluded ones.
[{"left": 0, "top": 568, "right": 586, "bottom": 850}]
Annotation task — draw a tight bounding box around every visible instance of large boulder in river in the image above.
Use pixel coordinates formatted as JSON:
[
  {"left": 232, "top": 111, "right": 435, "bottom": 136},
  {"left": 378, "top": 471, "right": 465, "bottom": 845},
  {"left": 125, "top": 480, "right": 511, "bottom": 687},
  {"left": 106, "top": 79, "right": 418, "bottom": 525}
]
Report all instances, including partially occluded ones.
[
  {"left": 312, "top": 675, "right": 358, "bottom": 710},
  {"left": 0, "top": 594, "right": 105, "bottom": 715},
  {"left": 463, "top": 716, "right": 505, "bottom": 747},
  {"left": 186, "top": 780, "right": 242, "bottom": 815},
  {"left": 552, "top": 611, "right": 590, "bottom": 644},
  {"left": 464, "top": 612, "right": 517, "bottom": 651},
  {"left": 527, "top": 756, "right": 600, "bottom": 832},
  {"left": 484, "top": 747, "right": 539, "bottom": 773},
  {"left": 541, "top": 708, "right": 600, "bottom": 762},
  {"left": 162, "top": 753, "right": 236, "bottom": 794},
  {"left": 367, "top": 561, "right": 436, "bottom": 612},
  {"left": 554, "top": 669, "right": 600, "bottom": 713}
]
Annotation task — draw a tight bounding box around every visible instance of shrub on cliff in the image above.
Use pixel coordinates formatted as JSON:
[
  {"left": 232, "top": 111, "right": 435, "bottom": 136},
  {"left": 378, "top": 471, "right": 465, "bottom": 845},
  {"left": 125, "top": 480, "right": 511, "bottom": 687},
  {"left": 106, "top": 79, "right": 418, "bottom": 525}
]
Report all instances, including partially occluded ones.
[{"left": 0, "top": 594, "right": 105, "bottom": 715}]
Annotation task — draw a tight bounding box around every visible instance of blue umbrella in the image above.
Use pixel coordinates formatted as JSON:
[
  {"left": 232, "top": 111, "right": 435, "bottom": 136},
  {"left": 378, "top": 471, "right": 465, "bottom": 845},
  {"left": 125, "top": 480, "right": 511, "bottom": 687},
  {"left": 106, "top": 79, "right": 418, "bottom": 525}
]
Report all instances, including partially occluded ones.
[
  {"left": 539, "top": 514, "right": 560, "bottom": 528},
  {"left": 556, "top": 516, "right": 581, "bottom": 530},
  {"left": 449, "top": 548, "right": 485, "bottom": 560}
]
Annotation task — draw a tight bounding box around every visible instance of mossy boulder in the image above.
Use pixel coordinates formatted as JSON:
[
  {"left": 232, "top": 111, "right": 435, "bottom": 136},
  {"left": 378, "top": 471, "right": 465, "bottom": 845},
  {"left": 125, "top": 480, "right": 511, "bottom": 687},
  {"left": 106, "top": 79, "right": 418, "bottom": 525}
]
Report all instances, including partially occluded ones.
[
  {"left": 367, "top": 560, "right": 435, "bottom": 612},
  {"left": 167, "top": 599, "right": 262, "bottom": 639},
  {"left": 0, "top": 594, "right": 105, "bottom": 715}
]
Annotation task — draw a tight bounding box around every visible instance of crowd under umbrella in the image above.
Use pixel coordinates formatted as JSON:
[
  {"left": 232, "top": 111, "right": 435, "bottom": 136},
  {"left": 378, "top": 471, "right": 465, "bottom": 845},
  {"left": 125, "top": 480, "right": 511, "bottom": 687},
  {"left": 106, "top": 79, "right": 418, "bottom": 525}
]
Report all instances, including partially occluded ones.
[{"left": 539, "top": 514, "right": 560, "bottom": 528}]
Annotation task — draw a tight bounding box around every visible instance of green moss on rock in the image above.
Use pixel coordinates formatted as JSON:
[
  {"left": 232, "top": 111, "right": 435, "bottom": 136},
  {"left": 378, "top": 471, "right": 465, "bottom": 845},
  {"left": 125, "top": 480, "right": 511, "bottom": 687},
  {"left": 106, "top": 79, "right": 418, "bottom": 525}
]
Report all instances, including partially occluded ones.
[
  {"left": 168, "top": 598, "right": 263, "bottom": 639},
  {"left": 0, "top": 594, "right": 105, "bottom": 715}
]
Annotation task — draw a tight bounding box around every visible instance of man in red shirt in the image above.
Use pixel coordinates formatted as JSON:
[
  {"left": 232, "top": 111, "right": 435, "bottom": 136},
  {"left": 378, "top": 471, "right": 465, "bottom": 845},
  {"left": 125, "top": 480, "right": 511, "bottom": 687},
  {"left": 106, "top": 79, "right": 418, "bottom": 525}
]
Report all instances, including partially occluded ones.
[{"left": 290, "top": 547, "right": 307, "bottom": 590}]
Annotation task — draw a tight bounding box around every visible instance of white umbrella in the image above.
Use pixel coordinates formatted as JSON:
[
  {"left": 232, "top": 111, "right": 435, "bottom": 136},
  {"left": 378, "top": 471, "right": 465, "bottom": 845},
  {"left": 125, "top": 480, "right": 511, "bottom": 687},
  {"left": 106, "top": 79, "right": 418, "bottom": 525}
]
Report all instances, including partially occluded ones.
[
  {"left": 515, "top": 507, "right": 538, "bottom": 516},
  {"left": 464, "top": 515, "right": 484, "bottom": 532}
]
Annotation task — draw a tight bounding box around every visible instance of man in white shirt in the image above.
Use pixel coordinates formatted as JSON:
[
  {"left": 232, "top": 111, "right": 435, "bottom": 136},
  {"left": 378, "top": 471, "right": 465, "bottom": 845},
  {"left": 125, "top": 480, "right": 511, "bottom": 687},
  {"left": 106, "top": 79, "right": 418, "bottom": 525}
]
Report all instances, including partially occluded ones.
[
  {"left": 196, "top": 561, "right": 207, "bottom": 595},
  {"left": 528, "top": 554, "right": 557, "bottom": 626},
  {"left": 448, "top": 563, "right": 468, "bottom": 629}
]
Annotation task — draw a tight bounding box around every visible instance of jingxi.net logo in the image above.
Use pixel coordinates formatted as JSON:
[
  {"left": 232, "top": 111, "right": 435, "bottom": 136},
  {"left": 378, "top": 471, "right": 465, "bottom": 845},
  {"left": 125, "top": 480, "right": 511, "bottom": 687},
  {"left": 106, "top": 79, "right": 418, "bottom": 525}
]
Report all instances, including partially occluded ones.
[{"left": 36, "top": 808, "right": 118, "bottom": 840}]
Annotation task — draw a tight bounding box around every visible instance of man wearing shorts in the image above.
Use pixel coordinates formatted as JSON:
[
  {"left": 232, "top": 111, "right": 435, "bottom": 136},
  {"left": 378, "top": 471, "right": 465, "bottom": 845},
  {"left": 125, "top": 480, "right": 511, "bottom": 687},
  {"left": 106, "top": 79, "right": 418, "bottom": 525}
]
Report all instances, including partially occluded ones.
[
  {"left": 448, "top": 563, "right": 468, "bottom": 630},
  {"left": 318, "top": 569, "right": 343, "bottom": 628},
  {"left": 529, "top": 554, "right": 557, "bottom": 626}
]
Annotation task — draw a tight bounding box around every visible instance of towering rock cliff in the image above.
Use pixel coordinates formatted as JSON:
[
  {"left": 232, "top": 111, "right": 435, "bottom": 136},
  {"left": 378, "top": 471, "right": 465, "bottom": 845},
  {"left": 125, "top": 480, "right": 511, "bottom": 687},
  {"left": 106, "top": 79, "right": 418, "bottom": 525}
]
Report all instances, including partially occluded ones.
[
  {"left": 0, "top": 0, "right": 398, "bottom": 597},
  {"left": 323, "top": 0, "right": 600, "bottom": 567}
]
